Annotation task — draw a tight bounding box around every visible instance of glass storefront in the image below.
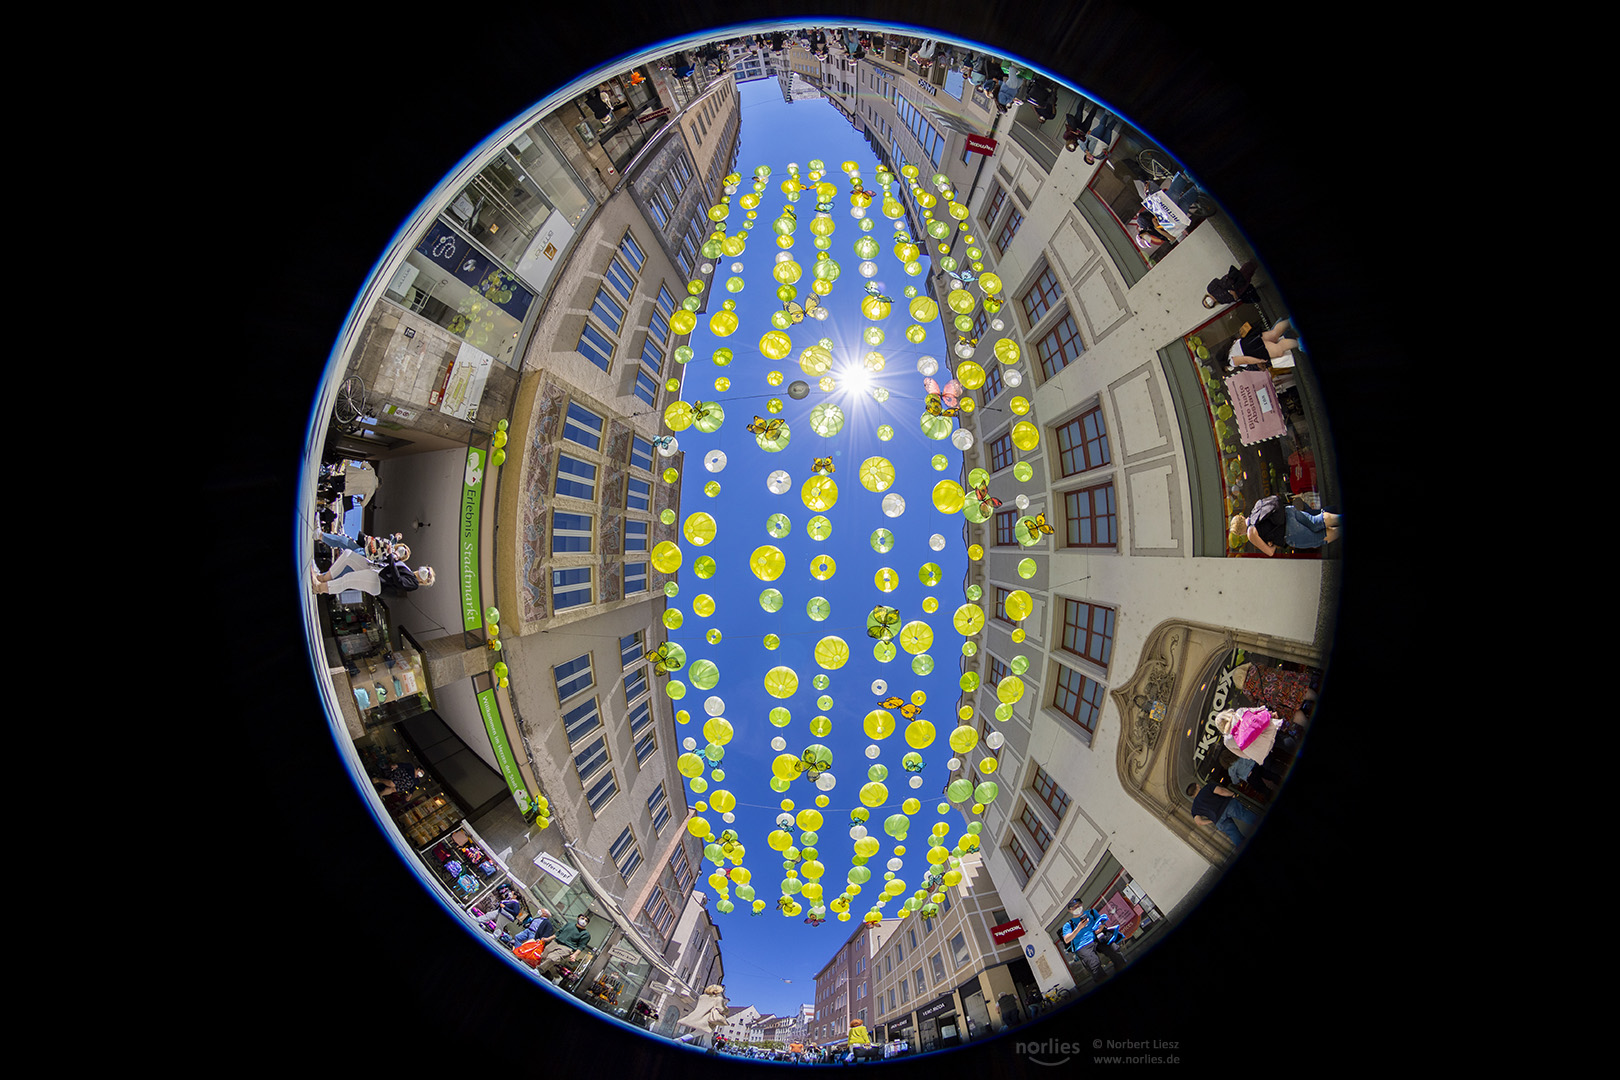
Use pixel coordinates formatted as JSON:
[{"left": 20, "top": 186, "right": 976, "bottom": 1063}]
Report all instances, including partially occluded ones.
[
  {"left": 1077, "top": 126, "right": 1216, "bottom": 286},
  {"left": 1183, "top": 645, "right": 1321, "bottom": 812},
  {"left": 1044, "top": 852, "right": 1164, "bottom": 990}
]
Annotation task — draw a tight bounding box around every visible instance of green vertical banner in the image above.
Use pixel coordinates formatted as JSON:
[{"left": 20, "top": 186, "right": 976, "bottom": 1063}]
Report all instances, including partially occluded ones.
[
  {"left": 461, "top": 447, "right": 485, "bottom": 631},
  {"left": 478, "top": 687, "right": 533, "bottom": 816}
]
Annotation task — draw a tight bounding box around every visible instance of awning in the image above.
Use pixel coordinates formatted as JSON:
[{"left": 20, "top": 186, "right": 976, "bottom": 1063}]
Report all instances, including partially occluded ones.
[{"left": 565, "top": 848, "right": 697, "bottom": 1001}]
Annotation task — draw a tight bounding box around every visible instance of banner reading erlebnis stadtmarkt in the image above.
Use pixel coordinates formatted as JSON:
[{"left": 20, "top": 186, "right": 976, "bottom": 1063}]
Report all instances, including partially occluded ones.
[{"left": 461, "top": 447, "right": 485, "bottom": 631}]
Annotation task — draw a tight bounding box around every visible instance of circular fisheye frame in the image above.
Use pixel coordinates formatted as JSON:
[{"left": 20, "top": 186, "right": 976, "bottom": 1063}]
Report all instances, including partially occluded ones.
[{"left": 301, "top": 16, "right": 1338, "bottom": 1062}]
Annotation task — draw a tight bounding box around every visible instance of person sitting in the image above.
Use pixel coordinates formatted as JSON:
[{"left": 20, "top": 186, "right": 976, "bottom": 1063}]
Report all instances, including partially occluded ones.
[
  {"left": 1223, "top": 317, "right": 1300, "bottom": 368},
  {"left": 1229, "top": 492, "right": 1341, "bottom": 555},
  {"left": 1204, "top": 261, "right": 1262, "bottom": 308},
  {"left": 1187, "top": 778, "right": 1260, "bottom": 846}
]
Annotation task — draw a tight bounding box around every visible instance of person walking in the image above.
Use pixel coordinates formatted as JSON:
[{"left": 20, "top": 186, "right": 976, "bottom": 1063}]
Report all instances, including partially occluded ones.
[{"left": 1059, "top": 896, "right": 1109, "bottom": 981}]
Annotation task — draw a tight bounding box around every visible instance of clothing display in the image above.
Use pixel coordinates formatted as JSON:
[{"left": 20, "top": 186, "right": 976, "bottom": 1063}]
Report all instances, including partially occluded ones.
[{"left": 1234, "top": 663, "right": 1315, "bottom": 714}]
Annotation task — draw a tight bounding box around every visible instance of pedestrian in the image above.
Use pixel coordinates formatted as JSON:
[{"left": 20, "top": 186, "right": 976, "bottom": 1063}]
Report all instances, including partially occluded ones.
[
  {"left": 1187, "top": 778, "right": 1261, "bottom": 846},
  {"left": 1222, "top": 316, "right": 1301, "bottom": 370},
  {"left": 538, "top": 912, "right": 594, "bottom": 978},
  {"left": 1025, "top": 80, "right": 1057, "bottom": 123},
  {"left": 1229, "top": 492, "right": 1341, "bottom": 555},
  {"left": 1064, "top": 100, "right": 1119, "bottom": 162},
  {"left": 370, "top": 759, "right": 426, "bottom": 798},
  {"left": 1059, "top": 896, "right": 1109, "bottom": 980},
  {"left": 1093, "top": 917, "right": 1129, "bottom": 975},
  {"left": 311, "top": 548, "right": 435, "bottom": 596},
  {"left": 1204, "top": 261, "right": 1262, "bottom": 308}
]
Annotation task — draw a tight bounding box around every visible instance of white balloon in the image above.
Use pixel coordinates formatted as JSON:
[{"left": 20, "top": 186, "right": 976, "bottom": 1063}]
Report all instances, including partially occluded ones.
[
  {"left": 882, "top": 493, "right": 906, "bottom": 518},
  {"left": 990, "top": 318, "right": 1005, "bottom": 331},
  {"left": 683, "top": 737, "right": 698, "bottom": 751},
  {"left": 909, "top": 775, "right": 924, "bottom": 788},
  {"left": 700, "top": 262, "right": 713, "bottom": 274},
  {"left": 731, "top": 261, "right": 745, "bottom": 273},
  {"left": 929, "top": 533, "right": 946, "bottom": 551},
  {"left": 887, "top": 858, "right": 904, "bottom": 871},
  {"left": 1015, "top": 494, "right": 1029, "bottom": 510},
  {"left": 705, "top": 449, "right": 727, "bottom": 473},
  {"left": 865, "top": 744, "right": 881, "bottom": 758},
  {"left": 850, "top": 825, "right": 868, "bottom": 840},
  {"left": 954, "top": 342, "right": 975, "bottom": 359},
  {"left": 778, "top": 812, "right": 795, "bottom": 828},
  {"left": 775, "top": 250, "right": 794, "bottom": 263},
  {"left": 657, "top": 436, "right": 680, "bottom": 457},
  {"left": 917, "top": 356, "right": 939, "bottom": 376},
  {"left": 767, "top": 470, "right": 792, "bottom": 494},
  {"left": 859, "top": 260, "right": 878, "bottom": 278},
  {"left": 951, "top": 429, "right": 975, "bottom": 451},
  {"left": 816, "top": 772, "right": 837, "bottom": 791},
  {"left": 1003, "top": 368, "right": 1023, "bottom": 388},
  {"left": 985, "top": 731, "right": 1004, "bottom": 749},
  {"left": 771, "top": 736, "right": 787, "bottom": 751},
  {"left": 947, "top": 757, "right": 961, "bottom": 771},
  {"left": 704, "top": 695, "right": 726, "bottom": 716},
  {"left": 871, "top": 679, "right": 888, "bottom": 696}
]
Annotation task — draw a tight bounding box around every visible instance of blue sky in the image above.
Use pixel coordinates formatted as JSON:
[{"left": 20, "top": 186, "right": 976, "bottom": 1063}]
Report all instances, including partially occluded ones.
[{"left": 661, "top": 76, "right": 989, "bottom": 1024}]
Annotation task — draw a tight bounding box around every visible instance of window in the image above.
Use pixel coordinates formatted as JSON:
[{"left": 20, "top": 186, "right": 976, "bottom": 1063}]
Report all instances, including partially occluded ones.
[
  {"left": 1054, "top": 406, "right": 1109, "bottom": 478},
  {"left": 555, "top": 454, "right": 597, "bottom": 500},
  {"left": 1063, "top": 482, "right": 1117, "bottom": 548},
  {"left": 551, "top": 511, "right": 592, "bottom": 553},
  {"left": 909, "top": 928, "right": 917, "bottom": 949},
  {"left": 895, "top": 939, "right": 904, "bottom": 963},
  {"left": 648, "top": 783, "right": 671, "bottom": 835},
  {"left": 995, "top": 209, "right": 1023, "bottom": 253},
  {"left": 982, "top": 184, "right": 1007, "bottom": 227},
  {"left": 1061, "top": 599, "right": 1117, "bottom": 667},
  {"left": 994, "top": 509, "right": 1017, "bottom": 546},
  {"left": 635, "top": 730, "right": 658, "bottom": 765},
  {"left": 1053, "top": 663, "right": 1106, "bottom": 734},
  {"left": 574, "top": 733, "right": 609, "bottom": 784},
  {"left": 670, "top": 844, "right": 694, "bottom": 892},
  {"left": 949, "top": 932, "right": 970, "bottom": 967},
  {"left": 585, "top": 769, "right": 618, "bottom": 814},
  {"left": 630, "top": 437, "right": 654, "bottom": 472},
  {"left": 930, "top": 953, "right": 947, "bottom": 984},
  {"left": 1021, "top": 266, "right": 1062, "bottom": 326},
  {"left": 564, "top": 403, "right": 604, "bottom": 450},
  {"left": 639, "top": 337, "right": 663, "bottom": 374},
  {"left": 625, "top": 561, "right": 648, "bottom": 594},
  {"left": 648, "top": 308, "right": 670, "bottom": 345},
  {"left": 914, "top": 967, "right": 926, "bottom": 997},
  {"left": 644, "top": 886, "right": 677, "bottom": 940},
  {"left": 611, "top": 826, "right": 643, "bottom": 880},
  {"left": 618, "top": 232, "right": 645, "bottom": 273},
  {"left": 625, "top": 520, "right": 649, "bottom": 552},
  {"left": 982, "top": 362, "right": 1004, "bottom": 404},
  {"left": 554, "top": 654, "right": 594, "bottom": 702},
  {"left": 1008, "top": 833, "right": 1036, "bottom": 883},
  {"left": 1019, "top": 805, "right": 1053, "bottom": 855},
  {"left": 563, "top": 697, "right": 602, "bottom": 743},
  {"left": 899, "top": 978, "right": 909, "bottom": 1004},
  {"left": 552, "top": 566, "right": 592, "bottom": 610},
  {"left": 994, "top": 587, "right": 1012, "bottom": 625},
  {"left": 656, "top": 285, "right": 677, "bottom": 318},
  {"left": 647, "top": 197, "right": 669, "bottom": 229},
  {"left": 889, "top": 988, "right": 896, "bottom": 1013},
  {"left": 577, "top": 323, "right": 613, "bottom": 372},
  {"left": 989, "top": 656, "right": 1010, "bottom": 689},
  {"left": 624, "top": 665, "right": 648, "bottom": 703},
  {"left": 627, "top": 477, "right": 651, "bottom": 511},
  {"left": 590, "top": 288, "right": 625, "bottom": 333},
  {"left": 940, "top": 891, "right": 951, "bottom": 915},
  {"left": 989, "top": 432, "right": 1015, "bottom": 472},
  {"left": 620, "top": 631, "right": 645, "bottom": 668},
  {"left": 1037, "top": 315, "right": 1084, "bottom": 378},
  {"left": 604, "top": 258, "right": 636, "bottom": 301},
  {"left": 1031, "top": 763, "right": 1071, "bottom": 820}
]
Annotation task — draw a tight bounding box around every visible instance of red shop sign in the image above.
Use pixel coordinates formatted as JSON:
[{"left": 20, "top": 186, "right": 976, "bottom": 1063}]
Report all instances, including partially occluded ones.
[
  {"left": 965, "top": 134, "right": 998, "bottom": 155},
  {"left": 989, "top": 918, "right": 1025, "bottom": 943}
]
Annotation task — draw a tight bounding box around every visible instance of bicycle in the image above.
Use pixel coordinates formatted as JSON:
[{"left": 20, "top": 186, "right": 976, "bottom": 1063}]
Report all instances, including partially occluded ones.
[
  {"left": 332, "top": 374, "right": 376, "bottom": 432},
  {"left": 1136, "top": 148, "right": 1176, "bottom": 184}
]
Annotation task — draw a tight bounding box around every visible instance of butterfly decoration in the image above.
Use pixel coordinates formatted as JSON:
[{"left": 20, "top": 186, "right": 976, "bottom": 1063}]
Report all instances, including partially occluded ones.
[
  {"left": 782, "top": 205, "right": 797, "bottom": 220},
  {"left": 650, "top": 434, "right": 676, "bottom": 450},
  {"left": 923, "top": 377, "right": 963, "bottom": 407},
  {"left": 812, "top": 456, "right": 834, "bottom": 475},
  {"left": 1023, "top": 512, "right": 1056, "bottom": 541},
  {"left": 650, "top": 642, "right": 684, "bottom": 675},
  {"left": 902, "top": 757, "right": 925, "bottom": 773},
  {"left": 956, "top": 335, "right": 979, "bottom": 348},
  {"left": 783, "top": 293, "right": 820, "bottom": 323},
  {"left": 868, "top": 607, "right": 900, "bottom": 641},
  {"left": 815, "top": 199, "right": 835, "bottom": 213},
  {"left": 945, "top": 269, "right": 977, "bottom": 288},
  {"left": 850, "top": 186, "right": 873, "bottom": 207},
  {"left": 924, "top": 394, "right": 960, "bottom": 419},
  {"left": 862, "top": 282, "right": 894, "bottom": 304},
  {"left": 973, "top": 482, "right": 1003, "bottom": 511},
  {"left": 880, "top": 696, "right": 922, "bottom": 720},
  {"left": 690, "top": 400, "right": 715, "bottom": 421},
  {"left": 748, "top": 415, "right": 786, "bottom": 439}
]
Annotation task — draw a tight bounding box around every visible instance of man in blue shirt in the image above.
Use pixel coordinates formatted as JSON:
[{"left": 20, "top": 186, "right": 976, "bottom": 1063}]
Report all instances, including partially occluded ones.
[{"left": 1058, "top": 897, "right": 1110, "bottom": 981}]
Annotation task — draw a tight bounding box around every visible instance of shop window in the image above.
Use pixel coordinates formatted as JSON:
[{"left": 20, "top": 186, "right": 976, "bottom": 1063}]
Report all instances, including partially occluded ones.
[
  {"left": 630, "top": 436, "right": 654, "bottom": 472},
  {"left": 982, "top": 184, "right": 1007, "bottom": 230},
  {"left": 555, "top": 654, "right": 594, "bottom": 702},
  {"left": 994, "top": 509, "right": 1017, "bottom": 546},
  {"left": 611, "top": 826, "right": 643, "bottom": 880},
  {"left": 585, "top": 769, "right": 618, "bottom": 815},
  {"left": 1007, "top": 833, "right": 1036, "bottom": 885},
  {"left": 1060, "top": 599, "right": 1116, "bottom": 667},
  {"left": 625, "top": 520, "right": 649, "bottom": 552},
  {"left": 1055, "top": 405, "right": 1110, "bottom": 476},
  {"left": 648, "top": 783, "right": 670, "bottom": 835},
  {"left": 564, "top": 402, "right": 605, "bottom": 450},
  {"left": 989, "top": 432, "right": 1015, "bottom": 472},
  {"left": 949, "top": 932, "right": 970, "bottom": 967},
  {"left": 1018, "top": 805, "right": 1053, "bottom": 855},
  {"left": 995, "top": 209, "right": 1024, "bottom": 254},
  {"left": 1063, "top": 482, "right": 1117, "bottom": 548},
  {"left": 625, "top": 562, "right": 648, "bottom": 594},
  {"left": 604, "top": 258, "right": 636, "bottom": 302},
  {"left": 551, "top": 511, "right": 593, "bottom": 554},
  {"left": 1053, "top": 663, "right": 1105, "bottom": 735},
  {"left": 1036, "top": 315, "right": 1084, "bottom": 379},
  {"left": 574, "top": 733, "right": 610, "bottom": 783},
  {"left": 563, "top": 697, "right": 602, "bottom": 743},
  {"left": 552, "top": 567, "right": 593, "bottom": 610},
  {"left": 620, "top": 631, "right": 645, "bottom": 667},
  {"left": 555, "top": 454, "right": 597, "bottom": 501},
  {"left": 1021, "top": 266, "right": 1062, "bottom": 327},
  {"left": 1031, "top": 763, "right": 1071, "bottom": 820},
  {"left": 590, "top": 288, "right": 625, "bottom": 334},
  {"left": 618, "top": 232, "right": 645, "bottom": 274},
  {"left": 577, "top": 323, "right": 614, "bottom": 373},
  {"left": 624, "top": 665, "right": 648, "bottom": 703},
  {"left": 627, "top": 478, "right": 651, "bottom": 511}
]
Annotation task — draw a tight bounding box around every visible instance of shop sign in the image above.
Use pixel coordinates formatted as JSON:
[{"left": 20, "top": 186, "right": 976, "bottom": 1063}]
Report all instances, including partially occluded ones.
[
  {"left": 439, "top": 339, "right": 494, "bottom": 421},
  {"left": 1193, "top": 649, "right": 1246, "bottom": 770},
  {"left": 534, "top": 850, "right": 578, "bottom": 886},
  {"left": 917, "top": 993, "right": 954, "bottom": 1022},
  {"left": 414, "top": 218, "right": 535, "bottom": 321},
  {"left": 459, "top": 447, "right": 484, "bottom": 631},
  {"left": 964, "top": 134, "right": 998, "bottom": 156},
  {"left": 1223, "top": 370, "right": 1288, "bottom": 446},
  {"left": 990, "top": 918, "right": 1026, "bottom": 944},
  {"left": 514, "top": 209, "right": 575, "bottom": 298},
  {"left": 477, "top": 687, "right": 532, "bottom": 816}
]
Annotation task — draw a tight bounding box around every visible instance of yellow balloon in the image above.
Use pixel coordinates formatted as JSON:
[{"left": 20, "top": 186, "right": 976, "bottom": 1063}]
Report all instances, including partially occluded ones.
[
  {"left": 874, "top": 567, "right": 900, "bottom": 593},
  {"left": 801, "top": 475, "right": 839, "bottom": 511},
  {"left": 948, "top": 725, "right": 980, "bottom": 753},
  {"left": 993, "top": 338, "right": 1021, "bottom": 365},
  {"left": 760, "top": 329, "right": 794, "bottom": 360},
  {"left": 709, "top": 310, "right": 739, "bottom": 336},
  {"left": 814, "top": 636, "right": 850, "bottom": 669},
  {"left": 670, "top": 310, "right": 698, "bottom": 335},
  {"left": 764, "top": 666, "right": 799, "bottom": 699},
  {"left": 904, "top": 719, "right": 936, "bottom": 749},
  {"left": 773, "top": 753, "right": 805, "bottom": 781},
  {"left": 898, "top": 621, "right": 934, "bottom": 655},
  {"left": 978, "top": 272, "right": 1003, "bottom": 295},
  {"left": 1012, "top": 420, "right": 1040, "bottom": 452},
  {"left": 863, "top": 709, "right": 896, "bottom": 740},
  {"left": 687, "top": 816, "right": 711, "bottom": 837},
  {"left": 663, "top": 400, "right": 695, "bottom": 432},
  {"left": 955, "top": 361, "right": 986, "bottom": 390},
  {"left": 1004, "top": 589, "right": 1033, "bottom": 621},
  {"left": 651, "top": 541, "right": 682, "bottom": 574},
  {"left": 750, "top": 545, "right": 786, "bottom": 581},
  {"left": 931, "top": 480, "right": 965, "bottom": 515},
  {"left": 703, "top": 717, "right": 734, "bottom": 746},
  {"left": 860, "top": 781, "right": 888, "bottom": 807}
]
